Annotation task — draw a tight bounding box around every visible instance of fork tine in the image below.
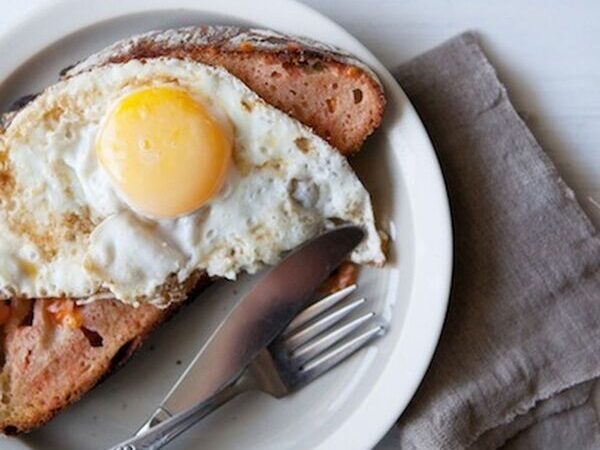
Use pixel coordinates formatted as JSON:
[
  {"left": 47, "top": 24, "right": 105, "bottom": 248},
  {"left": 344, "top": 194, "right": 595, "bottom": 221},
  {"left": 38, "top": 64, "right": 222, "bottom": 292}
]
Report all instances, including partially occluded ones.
[
  {"left": 290, "top": 311, "right": 376, "bottom": 366},
  {"left": 283, "top": 284, "right": 357, "bottom": 335},
  {"left": 300, "top": 322, "right": 386, "bottom": 376},
  {"left": 283, "top": 297, "right": 366, "bottom": 350}
]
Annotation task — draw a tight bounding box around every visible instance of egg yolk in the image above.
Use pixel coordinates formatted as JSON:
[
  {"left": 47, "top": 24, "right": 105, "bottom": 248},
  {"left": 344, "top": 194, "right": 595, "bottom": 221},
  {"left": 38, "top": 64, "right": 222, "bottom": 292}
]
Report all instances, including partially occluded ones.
[{"left": 97, "top": 86, "right": 232, "bottom": 218}]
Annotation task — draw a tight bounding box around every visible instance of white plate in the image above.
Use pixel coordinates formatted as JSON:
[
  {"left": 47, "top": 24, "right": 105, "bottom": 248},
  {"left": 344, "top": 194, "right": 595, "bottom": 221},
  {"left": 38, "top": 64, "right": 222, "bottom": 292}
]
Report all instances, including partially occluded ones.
[{"left": 0, "top": 1, "right": 452, "bottom": 449}]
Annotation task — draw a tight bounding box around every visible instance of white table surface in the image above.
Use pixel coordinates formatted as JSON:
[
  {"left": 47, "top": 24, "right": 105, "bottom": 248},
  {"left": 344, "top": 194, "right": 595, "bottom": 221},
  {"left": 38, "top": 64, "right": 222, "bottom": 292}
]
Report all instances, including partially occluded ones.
[{"left": 0, "top": 1, "right": 598, "bottom": 448}]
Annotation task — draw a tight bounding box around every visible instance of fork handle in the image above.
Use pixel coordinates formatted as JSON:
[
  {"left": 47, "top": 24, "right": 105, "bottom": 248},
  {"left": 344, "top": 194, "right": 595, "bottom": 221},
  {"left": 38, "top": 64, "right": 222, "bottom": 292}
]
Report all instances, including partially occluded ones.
[{"left": 108, "top": 372, "right": 253, "bottom": 450}]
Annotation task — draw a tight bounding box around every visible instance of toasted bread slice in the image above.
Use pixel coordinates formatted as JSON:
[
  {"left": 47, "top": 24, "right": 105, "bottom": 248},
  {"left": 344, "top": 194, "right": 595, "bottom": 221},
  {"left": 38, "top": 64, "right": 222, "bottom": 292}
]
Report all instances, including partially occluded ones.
[
  {"left": 64, "top": 26, "right": 386, "bottom": 155},
  {"left": 0, "top": 26, "right": 384, "bottom": 434},
  {"left": 1, "top": 300, "right": 169, "bottom": 434},
  {"left": 0, "top": 272, "right": 209, "bottom": 435}
]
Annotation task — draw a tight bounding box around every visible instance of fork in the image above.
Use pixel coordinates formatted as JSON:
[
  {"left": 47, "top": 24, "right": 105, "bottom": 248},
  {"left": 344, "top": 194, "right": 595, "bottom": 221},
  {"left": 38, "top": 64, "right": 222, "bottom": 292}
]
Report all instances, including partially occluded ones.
[{"left": 111, "top": 284, "right": 386, "bottom": 450}]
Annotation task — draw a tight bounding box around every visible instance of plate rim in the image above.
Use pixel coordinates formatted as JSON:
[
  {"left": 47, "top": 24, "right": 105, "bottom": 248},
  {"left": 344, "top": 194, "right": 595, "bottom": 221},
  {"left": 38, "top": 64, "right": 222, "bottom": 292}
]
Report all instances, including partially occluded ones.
[{"left": 0, "top": 1, "right": 453, "bottom": 449}]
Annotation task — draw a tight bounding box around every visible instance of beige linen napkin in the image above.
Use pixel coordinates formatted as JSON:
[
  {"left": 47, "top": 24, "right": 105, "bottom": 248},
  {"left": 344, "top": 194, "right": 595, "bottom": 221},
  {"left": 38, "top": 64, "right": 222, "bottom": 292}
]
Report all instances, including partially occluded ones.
[{"left": 385, "top": 32, "right": 600, "bottom": 449}]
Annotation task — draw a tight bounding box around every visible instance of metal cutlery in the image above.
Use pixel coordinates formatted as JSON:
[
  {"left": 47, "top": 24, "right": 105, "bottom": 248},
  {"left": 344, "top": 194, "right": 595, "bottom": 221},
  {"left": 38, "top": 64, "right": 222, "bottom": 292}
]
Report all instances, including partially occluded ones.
[{"left": 108, "top": 226, "right": 386, "bottom": 450}]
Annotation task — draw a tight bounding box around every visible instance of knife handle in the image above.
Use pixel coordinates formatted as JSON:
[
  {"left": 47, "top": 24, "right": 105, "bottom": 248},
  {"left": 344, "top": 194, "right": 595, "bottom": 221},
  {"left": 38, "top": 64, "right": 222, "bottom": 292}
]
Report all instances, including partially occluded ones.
[{"left": 108, "top": 371, "right": 253, "bottom": 450}]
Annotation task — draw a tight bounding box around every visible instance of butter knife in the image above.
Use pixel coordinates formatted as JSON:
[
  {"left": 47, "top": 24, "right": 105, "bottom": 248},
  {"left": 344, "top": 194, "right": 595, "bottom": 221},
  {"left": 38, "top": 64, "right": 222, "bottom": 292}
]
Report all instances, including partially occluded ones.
[{"left": 135, "top": 225, "right": 365, "bottom": 436}]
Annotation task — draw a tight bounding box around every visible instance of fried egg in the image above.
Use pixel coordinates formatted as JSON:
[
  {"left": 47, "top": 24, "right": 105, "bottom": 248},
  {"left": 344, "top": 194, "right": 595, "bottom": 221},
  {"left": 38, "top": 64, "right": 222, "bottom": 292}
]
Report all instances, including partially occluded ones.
[{"left": 0, "top": 58, "right": 384, "bottom": 306}]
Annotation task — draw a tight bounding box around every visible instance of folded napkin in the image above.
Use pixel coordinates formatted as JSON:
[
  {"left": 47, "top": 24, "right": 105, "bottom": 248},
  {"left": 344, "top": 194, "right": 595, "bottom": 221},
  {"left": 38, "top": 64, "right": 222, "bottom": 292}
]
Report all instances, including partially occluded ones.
[{"left": 382, "top": 33, "right": 600, "bottom": 449}]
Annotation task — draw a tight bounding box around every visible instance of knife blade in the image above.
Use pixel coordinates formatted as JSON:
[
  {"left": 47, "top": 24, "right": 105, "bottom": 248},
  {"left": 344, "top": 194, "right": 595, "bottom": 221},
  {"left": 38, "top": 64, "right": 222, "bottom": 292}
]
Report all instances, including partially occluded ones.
[{"left": 137, "top": 225, "right": 364, "bottom": 434}]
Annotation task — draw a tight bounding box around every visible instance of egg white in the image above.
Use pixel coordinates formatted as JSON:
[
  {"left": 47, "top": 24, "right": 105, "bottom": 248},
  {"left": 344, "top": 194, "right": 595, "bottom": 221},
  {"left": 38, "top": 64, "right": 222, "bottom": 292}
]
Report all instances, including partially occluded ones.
[{"left": 0, "top": 58, "right": 384, "bottom": 306}]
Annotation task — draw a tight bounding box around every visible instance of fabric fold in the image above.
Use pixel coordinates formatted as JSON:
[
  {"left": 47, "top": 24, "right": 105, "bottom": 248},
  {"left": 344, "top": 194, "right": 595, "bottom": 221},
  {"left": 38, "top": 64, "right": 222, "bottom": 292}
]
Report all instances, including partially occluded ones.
[{"left": 388, "top": 32, "right": 600, "bottom": 449}]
